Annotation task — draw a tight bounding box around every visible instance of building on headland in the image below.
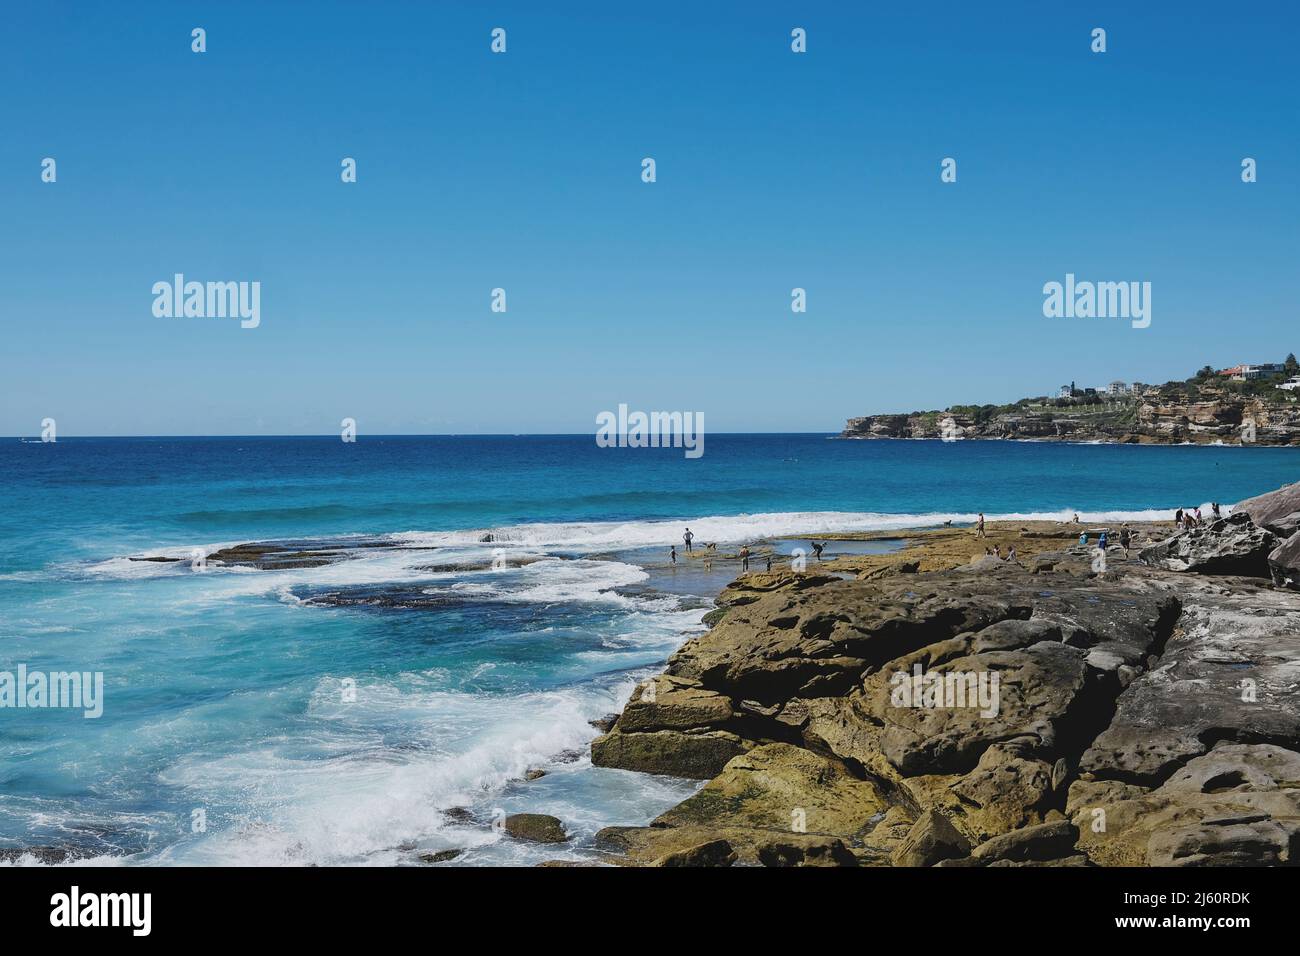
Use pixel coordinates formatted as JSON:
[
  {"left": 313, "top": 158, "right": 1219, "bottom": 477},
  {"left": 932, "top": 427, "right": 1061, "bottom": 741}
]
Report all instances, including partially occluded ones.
[
  {"left": 1057, "top": 380, "right": 1131, "bottom": 399},
  {"left": 1240, "top": 363, "right": 1286, "bottom": 380},
  {"left": 1221, "top": 363, "right": 1286, "bottom": 381}
]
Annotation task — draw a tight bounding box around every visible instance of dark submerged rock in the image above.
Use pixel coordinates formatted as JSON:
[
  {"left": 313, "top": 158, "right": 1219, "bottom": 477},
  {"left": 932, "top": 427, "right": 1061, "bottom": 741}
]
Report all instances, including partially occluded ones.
[{"left": 503, "top": 813, "right": 568, "bottom": 844}]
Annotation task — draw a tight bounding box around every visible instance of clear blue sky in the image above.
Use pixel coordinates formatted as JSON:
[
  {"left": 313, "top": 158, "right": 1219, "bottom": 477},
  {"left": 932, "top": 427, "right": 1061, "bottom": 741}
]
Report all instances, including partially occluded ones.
[{"left": 2, "top": 2, "right": 1296, "bottom": 435}]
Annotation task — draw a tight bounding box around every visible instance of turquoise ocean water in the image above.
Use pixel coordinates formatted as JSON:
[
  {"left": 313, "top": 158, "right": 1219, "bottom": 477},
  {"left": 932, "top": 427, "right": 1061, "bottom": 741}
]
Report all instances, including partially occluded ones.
[{"left": 1, "top": 434, "right": 1296, "bottom": 865}]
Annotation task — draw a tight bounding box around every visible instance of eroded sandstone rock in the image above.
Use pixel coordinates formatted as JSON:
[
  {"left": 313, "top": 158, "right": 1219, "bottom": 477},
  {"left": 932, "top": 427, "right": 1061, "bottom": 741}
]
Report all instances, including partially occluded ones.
[
  {"left": 1235, "top": 480, "right": 1300, "bottom": 537},
  {"left": 1138, "top": 513, "right": 1277, "bottom": 576},
  {"left": 652, "top": 743, "right": 887, "bottom": 839},
  {"left": 590, "top": 727, "right": 751, "bottom": 779},
  {"left": 1073, "top": 744, "right": 1300, "bottom": 866},
  {"left": 970, "top": 820, "right": 1080, "bottom": 863},
  {"left": 592, "top": 506, "right": 1300, "bottom": 866},
  {"left": 1270, "top": 532, "right": 1300, "bottom": 590},
  {"left": 595, "top": 824, "right": 856, "bottom": 867},
  {"left": 890, "top": 809, "right": 970, "bottom": 866},
  {"left": 1081, "top": 586, "right": 1300, "bottom": 784}
]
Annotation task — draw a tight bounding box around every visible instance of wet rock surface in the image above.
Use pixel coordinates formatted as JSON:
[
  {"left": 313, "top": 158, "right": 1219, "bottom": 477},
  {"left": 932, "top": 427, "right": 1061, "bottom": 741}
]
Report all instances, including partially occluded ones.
[
  {"left": 205, "top": 539, "right": 396, "bottom": 570},
  {"left": 418, "top": 849, "right": 463, "bottom": 863},
  {"left": 131, "top": 536, "right": 416, "bottom": 570},
  {"left": 504, "top": 813, "right": 569, "bottom": 844}
]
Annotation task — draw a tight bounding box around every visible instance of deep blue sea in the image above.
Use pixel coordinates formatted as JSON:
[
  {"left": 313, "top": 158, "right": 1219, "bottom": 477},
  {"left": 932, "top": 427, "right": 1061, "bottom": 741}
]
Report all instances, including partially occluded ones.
[{"left": 1, "top": 435, "right": 1297, "bottom": 865}]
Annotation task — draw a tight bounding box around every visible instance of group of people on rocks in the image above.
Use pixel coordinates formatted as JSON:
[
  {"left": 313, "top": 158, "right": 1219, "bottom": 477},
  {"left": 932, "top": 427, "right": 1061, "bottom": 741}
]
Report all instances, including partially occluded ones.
[
  {"left": 1175, "top": 503, "right": 1221, "bottom": 530},
  {"left": 670, "top": 501, "right": 1221, "bottom": 576},
  {"left": 1078, "top": 523, "right": 1135, "bottom": 557},
  {"left": 983, "top": 544, "right": 1019, "bottom": 564},
  {"left": 670, "top": 528, "right": 827, "bottom": 571}
]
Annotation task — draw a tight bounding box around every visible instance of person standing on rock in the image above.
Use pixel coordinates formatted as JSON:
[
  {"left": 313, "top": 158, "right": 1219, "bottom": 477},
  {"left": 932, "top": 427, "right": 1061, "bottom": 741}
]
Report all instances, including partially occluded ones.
[
  {"left": 670, "top": 546, "right": 677, "bottom": 565},
  {"left": 976, "top": 513, "right": 986, "bottom": 538},
  {"left": 1175, "top": 508, "right": 1184, "bottom": 527},
  {"left": 810, "top": 541, "right": 825, "bottom": 561},
  {"left": 740, "top": 545, "right": 751, "bottom": 572},
  {"left": 1120, "top": 525, "right": 1132, "bottom": 557},
  {"left": 683, "top": 528, "right": 694, "bottom": 553}
]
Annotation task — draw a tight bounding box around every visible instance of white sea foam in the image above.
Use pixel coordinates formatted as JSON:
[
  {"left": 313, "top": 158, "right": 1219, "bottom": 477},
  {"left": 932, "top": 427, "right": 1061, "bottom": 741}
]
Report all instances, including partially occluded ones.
[
  {"left": 390, "top": 508, "right": 1183, "bottom": 552},
  {"left": 150, "top": 679, "right": 657, "bottom": 866},
  {"left": 78, "top": 507, "right": 1189, "bottom": 586},
  {"left": 443, "top": 558, "right": 651, "bottom": 606},
  {"left": 78, "top": 508, "right": 1190, "bottom": 602}
]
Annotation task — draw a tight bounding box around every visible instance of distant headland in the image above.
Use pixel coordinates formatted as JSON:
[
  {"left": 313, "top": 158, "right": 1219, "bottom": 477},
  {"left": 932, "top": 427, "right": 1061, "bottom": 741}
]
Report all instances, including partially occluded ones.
[{"left": 842, "top": 357, "right": 1300, "bottom": 445}]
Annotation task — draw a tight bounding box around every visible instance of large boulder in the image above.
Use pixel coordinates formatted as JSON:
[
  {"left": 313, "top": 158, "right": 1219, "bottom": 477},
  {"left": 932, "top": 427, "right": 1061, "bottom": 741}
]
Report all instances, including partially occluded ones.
[
  {"left": 1146, "top": 814, "right": 1299, "bottom": 866},
  {"left": 590, "top": 675, "right": 757, "bottom": 778},
  {"left": 615, "top": 675, "right": 735, "bottom": 732},
  {"left": 504, "top": 813, "right": 568, "bottom": 843},
  {"left": 863, "top": 640, "right": 1092, "bottom": 776},
  {"left": 652, "top": 743, "right": 888, "bottom": 839},
  {"left": 649, "top": 839, "right": 738, "bottom": 867},
  {"left": 1138, "top": 513, "right": 1276, "bottom": 576},
  {"left": 1234, "top": 480, "right": 1300, "bottom": 536},
  {"left": 948, "top": 741, "right": 1059, "bottom": 836},
  {"left": 597, "top": 743, "right": 882, "bottom": 866},
  {"left": 890, "top": 809, "right": 971, "bottom": 866},
  {"left": 970, "top": 820, "right": 1080, "bottom": 863},
  {"left": 1270, "top": 531, "right": 1300, "bottom": 590},
  {"left": 591, "top": 727, "right": 751, "bottom": 779},
  {"left": 596, "top": 825, "right": 857, "bottom": 867}
]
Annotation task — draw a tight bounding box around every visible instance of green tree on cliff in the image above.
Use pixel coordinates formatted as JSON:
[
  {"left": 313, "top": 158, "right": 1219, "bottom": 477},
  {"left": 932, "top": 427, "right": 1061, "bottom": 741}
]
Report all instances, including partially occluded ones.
[{"left": 1286, "top": 353, "right": 1298, "bottom": 375}]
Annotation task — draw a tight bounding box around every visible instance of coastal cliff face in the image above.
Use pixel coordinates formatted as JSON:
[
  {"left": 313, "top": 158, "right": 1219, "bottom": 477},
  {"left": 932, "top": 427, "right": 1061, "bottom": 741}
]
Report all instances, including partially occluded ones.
[
  {"left": 592, "top": 484, "right": 1300, "bottom": 866},
  {"left": 841, "top": 396, "right": 1300, "bottom": 445}
]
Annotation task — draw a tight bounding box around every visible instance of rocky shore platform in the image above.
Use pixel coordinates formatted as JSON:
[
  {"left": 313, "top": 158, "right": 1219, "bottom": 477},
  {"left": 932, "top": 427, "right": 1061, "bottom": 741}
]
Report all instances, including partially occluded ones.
[{"left": 589, "top": 482, "right": 1300, "bottom": 866}]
